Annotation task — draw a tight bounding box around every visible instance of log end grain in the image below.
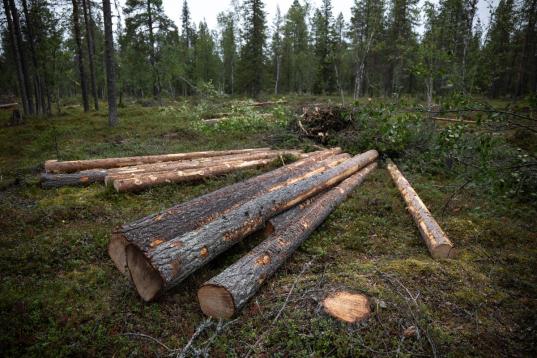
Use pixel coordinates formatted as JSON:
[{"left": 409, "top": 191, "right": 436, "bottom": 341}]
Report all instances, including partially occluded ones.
[
  {"left": 431, "top": 243, "right": 456, "bottom": 259},
  {"left": 108, "top": 233, "right": 130, "bottom": 274},
  {"left": 197, "top": 284, "right": 235, "bottom": 319},
  {"left": 323, "top": 291, "right": 371, "bottom": 324},
  {"left": 126, "top": 245, "right": 164, "bottom": 302}
]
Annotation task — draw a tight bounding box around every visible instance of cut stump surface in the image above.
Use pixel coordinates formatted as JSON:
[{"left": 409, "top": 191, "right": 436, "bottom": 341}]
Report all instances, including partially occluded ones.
[{"left": 323, "top": 291, "right": 370, "bottom": 324}]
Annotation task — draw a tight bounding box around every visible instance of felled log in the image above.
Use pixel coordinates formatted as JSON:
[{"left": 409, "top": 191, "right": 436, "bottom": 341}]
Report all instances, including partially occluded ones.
[
  {"left": 44, "top": 147, "right": 271, "bottom": 173},
  {"left": 323, "top": 291, "right": 371, "bottom": 323},
  {"left": 431, "top": 116, "right": 476, "bottom": 124},
  {"left": 104, "top": 149, "right": 302, "bottom": 185},
  {"left": 0, "top": 102, "right": 18, "bottom": 110},
  {"left": 248, "top": 100, "right": 287, "bottom": 107},
  {"left": 109, "top": 148, "right": 344, "bottom": 274},
  {"left": 386, "top": 160, "right": 454, "bottom": 258},
  {"left": 127, "top": 150, "right": 378, "bottom": 301},
  {"left": 112, "top": 157, "right": 279, "bottom": 193},
  {"left": 40, "top": 169, "right": 108, "bottom": 188},
  {"left": 197, "top": 162, "right": 377, "bottom": 318}
]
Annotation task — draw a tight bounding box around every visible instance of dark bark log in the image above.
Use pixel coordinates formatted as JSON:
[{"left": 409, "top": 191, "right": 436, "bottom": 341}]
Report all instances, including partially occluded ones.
[
  {"left": 45, "top": 147, "right": 271, "bottom": 173},
  {"left": 72, "top": 0, "right": 90, "bottom": 112},
  {"left": 386, "top": 159, "right": 454, "bottom": 258},
  {"left": 40, "top": 170, "right": 108, "bottom": 188},
  {"left": 104, "top": 149, "right": 304, "bottom": 185},
  {"left": 6, "top": 0, "right": 33, "bottom": 115},
  {"left": 82, "top": 0, "right": 99, "bottom": 110},
  {"left": 102, "top": 0, "right": 118, "bottom": 126},
  {"left": 109, "top": 148, "right": 344, "bottom": 274},
  {"left": 197, "top": 162, "right": 377, "bottom": 318},
  {"left": 112, "top": 157, "right": 281, "bottom": 193},
  {"left": 126, "top": 150, "right": 377, "bottom": 301}
]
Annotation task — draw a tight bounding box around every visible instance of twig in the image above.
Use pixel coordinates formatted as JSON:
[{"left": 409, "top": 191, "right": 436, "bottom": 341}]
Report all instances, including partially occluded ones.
[
  {"left": 176, "top": 318, "right": 213, "bottom": 358},
  {"left": 272, "top": 259, "right": 313, "bottom": 324},
  {"left": 122, "top": 332, "right": 173, "bottom": 352},
  {"left": 441, "top": 178, "right": 473, "bottom": 217}
]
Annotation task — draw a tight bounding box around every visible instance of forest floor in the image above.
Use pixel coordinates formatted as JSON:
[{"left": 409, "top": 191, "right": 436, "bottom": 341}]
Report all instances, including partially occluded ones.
[{"left": 0, "top": 97, "right": 536, "bottom": 357}]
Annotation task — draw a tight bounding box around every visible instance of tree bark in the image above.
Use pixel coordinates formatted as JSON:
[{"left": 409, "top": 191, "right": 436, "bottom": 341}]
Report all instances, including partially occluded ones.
[
  {"left": 197, "top": 162, "right": 377, "bottom": 318},
  {"left": 44, "top": 147, "right": 271, "bottom": 173},
  {"left": 112, "top": 157, "right": 288, "bottom": 193},
  {"left": 104, "top": 149, "right": 304, "bottom": 185},
  {"left": 40, "top": 170, "right": 108, "bottom": 188},
  {"left": 102, "top": 0, "right": 118, "bottom": 126},
  {"left": 82, "top": 0, "right": 99, "bottom": 110},
  {"left": 7, "top": 0, "right": 34, "bottom": 115},
  {"left": 1, "top": 0, "right": 29, "bottom": 115},
  {"left": 126, "top": 150, "right": 378, "bottom": 301},
  {"left": 386, "top": 159, "right": 454, "bottom": 258},
  {"left": 72, "top": 0, "right": 90, "bottom": 112},
  {"left": 109, "top": 148, "right": 344, "bottom": 274}
]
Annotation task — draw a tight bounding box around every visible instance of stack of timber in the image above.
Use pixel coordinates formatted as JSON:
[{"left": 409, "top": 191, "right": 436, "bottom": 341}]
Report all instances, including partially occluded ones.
[
  {"left": 109, "top": 148, "right": 379, "bottom": 303},
  {"left": 40, "top": 148, "right": 304, "bottom": 191}
]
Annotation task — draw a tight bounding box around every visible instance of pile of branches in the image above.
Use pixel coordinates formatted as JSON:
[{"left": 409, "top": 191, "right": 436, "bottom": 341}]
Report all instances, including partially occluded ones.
[{"left": 296, "top": 105, "right": 355, "bottom": 143}]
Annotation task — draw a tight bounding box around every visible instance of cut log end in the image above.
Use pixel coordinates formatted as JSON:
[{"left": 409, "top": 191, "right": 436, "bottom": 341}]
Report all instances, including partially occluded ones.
[
  {"left": 197, "top": 284, "right": 235, "bottom": 319},
  {"left": 432, "top": 244, "right": 456, "bottom": 259},
  {"left": 323, "top": 291, "right": 370, "bottom": 324},
  {"left": 108, "top": 234, "right": 129, "bottom": 274},
  {"left": 126, "top": 245, "right": 163, "bottom": 302}
]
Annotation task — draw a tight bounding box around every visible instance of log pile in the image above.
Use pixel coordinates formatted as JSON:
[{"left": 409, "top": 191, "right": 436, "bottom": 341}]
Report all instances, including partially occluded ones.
[
  {"left": 109, "top": 148, "right": 379, "bottom": 304},
  {"left": 40, "top": 148, "right": 305, "bottom": 191}
]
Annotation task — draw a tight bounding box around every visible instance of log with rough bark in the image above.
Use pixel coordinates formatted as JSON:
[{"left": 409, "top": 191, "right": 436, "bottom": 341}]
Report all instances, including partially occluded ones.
[
  {"left": 44, "top": 147, "right": 271, "bottom": 173},
  {"left": 386, "top": 159, "right": 454, "bottom": 258},
  {"left": 197, "top": 162, "right": 377, "bottom": 318},
  {"left": 40, "top": 169, "right": 108, "bottom": 188},
  {"left": 109, "top": 148, "right": 345, "bottom": 274},
  {"left": 126, "top": 150, "right": 378, "bottom": 301},
  {"left": 323, "top": 291, "right": 371, "bottom": 323},
  {"left": 104, "top": 149, "right": 303, "bottom": 186}
]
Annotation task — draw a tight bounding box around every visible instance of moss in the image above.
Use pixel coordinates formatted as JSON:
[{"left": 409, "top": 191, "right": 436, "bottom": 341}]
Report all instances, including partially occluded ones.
[{"left": 0, "top": 100, "right": 536, "bottom": 356}]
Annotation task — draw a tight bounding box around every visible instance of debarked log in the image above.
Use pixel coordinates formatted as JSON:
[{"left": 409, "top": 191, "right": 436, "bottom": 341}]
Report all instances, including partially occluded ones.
[
  {"left": 125, "top": 150, "right": 378, "bottom": 301},
  {"left": 109, "top": 148, "right": 345, "bottom": 274},
  {"left": 40, "top": 169, "right": 108, "bottom": 188},
  {"left": 386, "top": 159, "right": 454, "bottom": 258},
  {"left": 44, "top": 147, "right": 271, "bottom": 173},
  {"left": 197, "top": 162, "right": 377, "bottom": 318},
  {"left": 112, "top": 157, "right": 278, "bottom": 193},
  {"left": 104, "top": 149, "right": 304, "bottom": 186}
]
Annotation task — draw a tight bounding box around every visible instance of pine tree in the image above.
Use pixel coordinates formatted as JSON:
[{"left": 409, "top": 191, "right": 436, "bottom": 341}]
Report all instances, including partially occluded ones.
[
  {"left": 218, "top": 12, "right": 237, "bottom": 94},
  {"left": 103, "top": 0, "right": 118, "bottom": 126},
  {"left": 238, "top": 0, "right": 266, "bottom": 97}
]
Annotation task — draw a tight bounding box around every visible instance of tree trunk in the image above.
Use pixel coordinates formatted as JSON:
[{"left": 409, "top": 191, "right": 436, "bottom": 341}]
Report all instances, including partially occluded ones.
[
  {"left": 112, "top": 157, "right": 289, "bottom": 193},
  {"left": 102, "top": 0, "right": 118, "bottom": 126},
  {"left": 104, "top": 150, "right": 304, "bottom": 185},
  {"left": 72, "top": 0, "right": 89, "bottom": 112},
  {"left": 2, "top": 0, "right": 29, "bottom": 115},
  {"left": 197, "top": 162, "right": 376, "bottom": 318},
  {"left": 45, "top": 148, "right": 272, "bottom": 173},
  {"left": 125, "top": 150, "right": 378, "bottom": 301},
  {"left": 40, "top": 170, "right": 108, "bottom": 188},
  {"left": 21, "top": 0, "right": 45, "bottom": 115},
  {"left": 109, "top": 148, "right": 344, "bottom": 274},
  {"left": 82, "top": 0, "right": 99, "bottom": 110},
  {"left": 7, "top": 0, "right": 34, "bottom": 115},
  {"left": 386, "top": 160, "right": 454, "bottom": 258},
  {"left": 146, "top": 0, "right": 161, "bottom": 103}
]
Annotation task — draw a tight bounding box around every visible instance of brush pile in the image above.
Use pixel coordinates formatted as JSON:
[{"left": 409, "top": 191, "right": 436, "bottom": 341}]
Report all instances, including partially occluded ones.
[
  {"left": 40, "top": 148, "right": 304, "bottom": 192},
  {"left": 296, "top": 105, "right": 354, "bottom": 143},
  {"left": 108, "top": 147, "right": 379, "bottom": 316}
]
